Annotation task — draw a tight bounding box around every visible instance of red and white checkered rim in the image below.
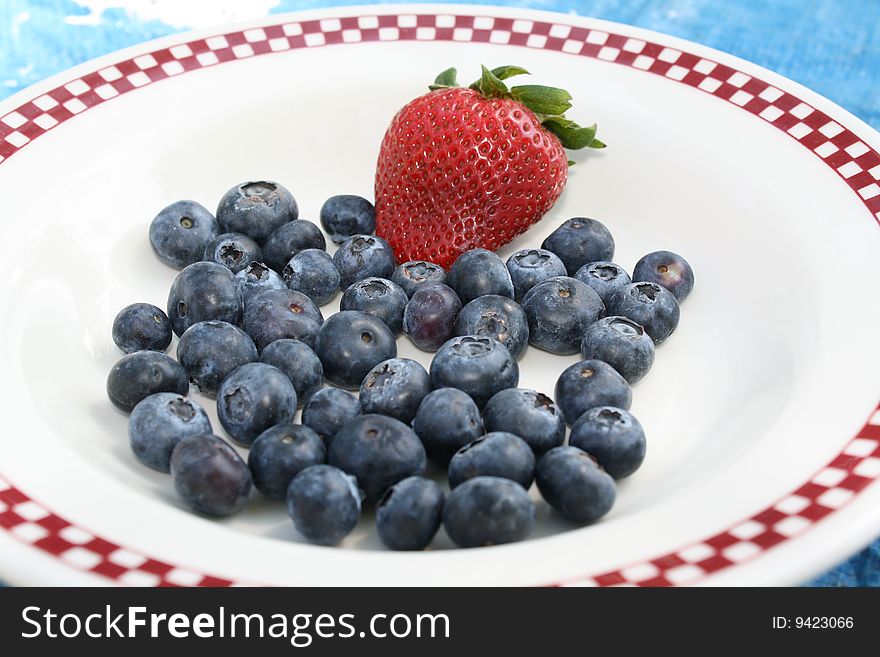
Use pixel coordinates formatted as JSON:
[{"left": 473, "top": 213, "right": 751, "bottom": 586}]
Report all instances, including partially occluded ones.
[{"left": 1, "top": 10, "right": 879, "bottom": 587}]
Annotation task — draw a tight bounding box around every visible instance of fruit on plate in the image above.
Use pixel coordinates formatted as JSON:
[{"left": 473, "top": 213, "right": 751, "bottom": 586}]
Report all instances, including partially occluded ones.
[{"left": 374, "top": 65, "right": 605, "bottom": 269}]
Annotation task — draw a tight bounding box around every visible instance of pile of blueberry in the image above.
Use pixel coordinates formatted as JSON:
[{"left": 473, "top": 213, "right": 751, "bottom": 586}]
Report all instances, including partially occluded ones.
[{"left": 107, "top": 179, "right": 694, "bottom": 550}]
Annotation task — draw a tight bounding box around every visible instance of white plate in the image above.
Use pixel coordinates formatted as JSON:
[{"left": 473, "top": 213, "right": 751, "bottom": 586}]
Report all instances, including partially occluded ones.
[{"left": 1, "top": 4, "right": 879, "bottom": 587}]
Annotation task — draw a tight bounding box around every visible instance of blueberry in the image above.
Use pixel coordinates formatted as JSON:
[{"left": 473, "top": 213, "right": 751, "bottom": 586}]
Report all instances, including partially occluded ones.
[
  {"left": 170, "top": 434, "right": 252, "bottom": 517},
  {"left": 203, "top": 232, "right": 262, "bottom": 274},
  {"left": 412, "top": 388, "right": 484, "bottom": 465},
  {"left": 333, "top": 235, "right": 396, "bottom": 289},
  {"left": 455, "top": 295, "right": 529, "bottom": 360},
  {"left": 430, "top": 335, "right": 518, "bottom": 409},
  {"left": 574, "top": 261, "right": 632, "bottom": 304},
  {"left": 402, "top": 283, "right": 461, "bottom": 351},
  {"left": 376, "top": 476, "right": 444, "bottom": 551},
  {"left": 112, "top": 303, "right": 172, "bottom": 354},
  {"left": 286, "top": 465, "right": 361, "bottom": 546},
  {"left": 166, "top": 261, "right": 243, "bottom": 337},
  {"left": 242, "top": 288, "right": 323, "bottom": 351},
  {"left": 216, "top": 180, "right": 298, "bottom": 243},
  {"left": 359, "top": 358, "right": 431, "bottom": 424},
  {"left": 555, "top": 360, "right": 632, "bottom": 425},
  {"left": 248, "top": 424, "right": 326, "bottom": 500},
  {"left": 569, "top": 407, "right": 646, "bottom": 479},
  {"left": 148, "top": 200, "right": 219, "bottom": 270},
  {"left": 521, "top": 276, "right": 604, "bottom": 355},
  {"left": 535, "top": 446, "right": 616, "bottom": 523},
  {"left": 448, "top": 432, "right": 535, "bottom": 490},
  {"left": 580, "top": 316, "right": 655, "bottom": 384},
  {"left": 506, "top": 248, "right": 567, "bottom": 302},
  {"left": 176, "top": 320, "right": 258, "bottom": 397},
  {"left": 632, "top": 250, "right": 695, "bottom": 302},
  {"left": 106, "top": 351, "right": 189, "bottom": 413},
  {"left": 128, "top": 393, "right": 212, "bottom": 473},
  {"left": 447, "top": 248, "right": 514, "bottom": 305},
  {"left": 282, "top": 248, "right": 340, "bottom": 306},
  {"left": 327, "top": 414, "right": 426, "bottom": 503},
  {"left": 541, "top": 217, "right": 615, "bottom": 275},
  {"left": 259, "top": 339, "right": 323, "bottom": 408},
  {"left": 301, "top": 388, "right": 361, "bottom": 440},
  {"left": 340, "top": 277, "right": 408, "bottom": 334},
  {"left": 442, "top": 476, "right": 535, "bottom": 548},
  {"left": 216, "top": 362, "right": 298, "bottom": 446},
  {"left": 262, "top": 219, "right": 327, "bottom": 272},
  {"left": 314, "top": 311, "right": 397, "bottom": 389},
  {"left": 320, "top": 195, "right": 376, "bottom": 244},
  {"left": 235, "top": 261, "right": 286, "bottom": 301},
  {"left": 483, "top": 388, "right": 565, "bottom": 456},
  {"left": 391, "top": 260, "right": 447, "bottom": 298},
  {"left": 607, "top": 282, "right": 680, "bottom": 344}
]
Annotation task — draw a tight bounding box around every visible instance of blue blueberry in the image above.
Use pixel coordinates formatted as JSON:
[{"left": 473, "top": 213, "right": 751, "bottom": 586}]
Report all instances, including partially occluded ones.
[
  {"left": 580, "top": 316, "right": 655, "bottom": 384},
  {"left": 286, "top": 465, "right": 361, "bottom": 546},
  {"left": 301, "top": 388, "right": 361, "bottom": 440},
  {"left": 506, "top": 248, "right": 567, "bottom": 302},
  {"left": 340, "top": 277, "right": 408, "bottom": 334},
  {"left": 521, "top": 276, "right": 604, "bottom": 355},
  {"left": 391, "top": 260, "right": 447, "bottom": 298},
  {"left": 535, "top": 446, "right": 616, "bottom": 523},
  {"left": 376, "top": 476, "right": 444, "bottom": 551},
  {"left": 106, "top": 351, "right": 189, "bottom": 412},
  {"left": 442, "top": 476, "right": 535, "bottom": 548},
  {"left": 149, "top": 200, "right": 219, "bottom": 270},
  {"left": 314, "top": 311, "right": 397, "bottom": 389},
  {"left": 112, "top": 303, "right": 172, "bottom": 354},
  {"left": 402, "top": 283, "right": 461, "bottom": 351},
  {"left": 242, "top": 288, "right": 323, "bottom": 351},
  {"left": 632, "top": 250, "right": 695, "bottom": 302},
  {"left": 574, "top": 261, "right": 632, "bottom": 304},
  {"left": 176, "top": 320, "right": 258, "bottom": 397},
  {"left": 216, "top": 362, "right": 298, "bottom": 446},
  {"left": 412, "top": 388, "right": 484, "bottom": 465},
  {"left": 541, "top": 217, "right": 615, "bottom": 275},
  {"left": 607, "top": 282, "right": 680, "bottom": 344},
  {"left": 327, "top": 414, "right": 426, "bottom": 503},
  {"left": 203, "top": 232, "right": 262, "bottom": 274},
  {"left": 216, "top": 180, "right": 298, "bottom": 243},
  {"left": 430, "top": 335, "right": 518, "bottom": 409},
  {"left": 259, "top": 339, "right": 323, "bottom": 408},
  {"left": 447, "top": 248, "right": 514, "bottom": 305},
  {"left": 263, "top": 219, "right": 327, "bottom": 272},
  {"left": 170, "top": 434, "right": 252, "bottom": 517},
  {"left": 320, "top": 195, "right": 376, "bottom": 244},
  {"left": 455, "top": 295, "right": 529, "bottom": 359},
  {"left": 128, "top": 393, "right": 212, "bottom": 473},
  {"left": 483, "top": 388, "right": 565, "bottom": 456},
  {"left": 166, "top": 261, "right": 243, "bottom": 337},
  {"left": 235, "top": 261, "right": 286, "bottom": 301},
  {"left": 333, "top": 235, "right": 396, "bottom": 290},
  {"left": 569, "top": 407, "right": 646, "bottom": 479},
  {"left": 359, "top": 358, "right": 431, "bottom": 424},
  {"left": 248, "top": 424, "right": 326, "bottom": 500},
  {"left": 282, "top": 248, "right": 340, "bottom": 306},
  {"left": 555, "top": 360, "right": 632, "bottom": 425},
  {"left": 448, "top": 432, "right": 535, "bottom": 490}
]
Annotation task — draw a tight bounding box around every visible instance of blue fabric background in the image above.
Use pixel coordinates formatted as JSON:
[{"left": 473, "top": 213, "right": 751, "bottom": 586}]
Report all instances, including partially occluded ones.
[{"left": 0, "top": 0, "right": 877, "bottom": 586}]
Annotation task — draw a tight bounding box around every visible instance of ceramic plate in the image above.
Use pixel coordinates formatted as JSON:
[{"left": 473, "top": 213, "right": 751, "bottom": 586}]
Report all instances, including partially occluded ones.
[{"left": 1, "top": 4, "right": 879, "bottom": 586}]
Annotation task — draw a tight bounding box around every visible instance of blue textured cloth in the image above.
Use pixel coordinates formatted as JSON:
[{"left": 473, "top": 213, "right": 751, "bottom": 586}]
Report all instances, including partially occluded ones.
[{"left": 0, "top": 0, "right": 877, "bottom": 587}]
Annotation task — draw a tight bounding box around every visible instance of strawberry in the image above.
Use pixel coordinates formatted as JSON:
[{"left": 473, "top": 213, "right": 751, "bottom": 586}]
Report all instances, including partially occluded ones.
[{"left": 374, "top": 65, "right": 605, "bottom": 269}]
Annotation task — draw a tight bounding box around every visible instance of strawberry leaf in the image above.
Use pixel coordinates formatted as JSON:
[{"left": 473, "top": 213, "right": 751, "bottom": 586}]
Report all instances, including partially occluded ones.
[
  {"left": 510, "top": 85, "right": 573, "bottom": 116},
  {"left": 489, "top": 65, "right": 530, "bottom": 80},
  {"left": 588, "top": 137, "right": 607, "bottom": 149},
  {"left": 469, "top": 65, "right": 509, "bottom": 97},
  {"left": 542, "top": 117, "right": 603, "bottom": 150},
  {"left": 429, "top": 67, "right": 459, "bottom": 90}
]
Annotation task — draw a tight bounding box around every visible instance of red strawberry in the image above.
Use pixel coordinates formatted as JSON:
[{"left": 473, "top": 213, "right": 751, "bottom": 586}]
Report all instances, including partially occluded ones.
[{"left": 374, "top": 65, "right": 604, "bottom": 269}]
